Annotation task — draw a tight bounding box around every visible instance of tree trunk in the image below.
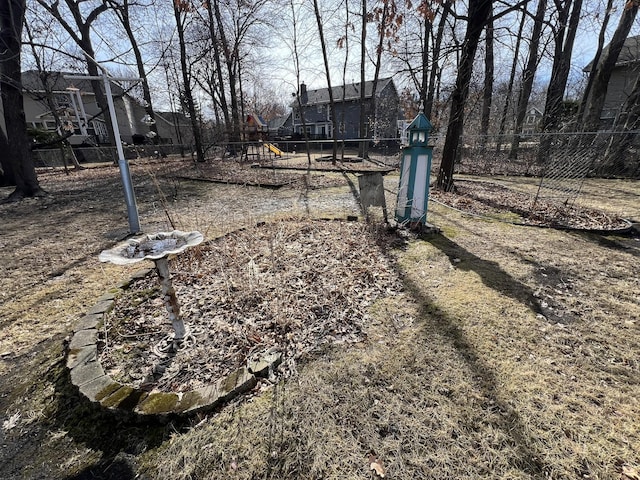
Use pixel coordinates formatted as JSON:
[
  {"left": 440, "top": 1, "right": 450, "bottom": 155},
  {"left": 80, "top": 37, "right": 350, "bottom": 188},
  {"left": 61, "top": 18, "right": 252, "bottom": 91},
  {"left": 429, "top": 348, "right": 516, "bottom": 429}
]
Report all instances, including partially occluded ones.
[
  {"left": 537, "top": 0, "right": 583, "bottom": 164},
  {"left": 582, "top": 0, "right": 639, "bottom": 132},
  {"left": 115, "top": 0, "right": 160, "bottom": 142},
  {"left": 204, "top": 0, "right": 231, "bottom": 138},
  {"left": 173, "top": 3, "right": 205, "bottom": 162},
  {"left": 425, "top": 1, "right": 451, "bottom": 120},
  {"left": 509, "top": 0, "right": 546, "bottom": 159},
  {"left": 0, "top": 0, "right": 43, "bottom": 200},
  {"left": 577, "top": 0, "right": 613, "bottom": 123},
  {"left": 340, "top": 0, "right": 351, "bottom": 161},
  {"left": 359, "top": 0, "right": 368, "bottom": 158},
  {"left": 480, "top": 10, "right": 494, "bottom": 147},
  {"left": 436, "top": 0, "right": 492, "bottom": 191},
  {"left": 0, "top": 127, "right": 12, "bottom": 186},
  {"left": 360, "top": 0, "right": 391, "bottom": 158},
  {"left": 496, "top": 6, "right": 527, "bottom": 152},
  {"left": 24, "top": 21, "right": 83, "bottom": 171},
  {"left": 420, "top": 7, "right": 430, "bottom": 114},
  {"left": 604, "top": 73, "right": 640, "bottom": 172},
  {"left": 288, "top": 0, "right": 312, "bottom": 166},
  {"left": 312, "top": 0, "right": 338, "bottom": 164},
  {"left": 36, "top": 0, "right": 116, "bottom": 146},
  {"left": 213, "top": 0, "right": 241, "bottom": 144}
]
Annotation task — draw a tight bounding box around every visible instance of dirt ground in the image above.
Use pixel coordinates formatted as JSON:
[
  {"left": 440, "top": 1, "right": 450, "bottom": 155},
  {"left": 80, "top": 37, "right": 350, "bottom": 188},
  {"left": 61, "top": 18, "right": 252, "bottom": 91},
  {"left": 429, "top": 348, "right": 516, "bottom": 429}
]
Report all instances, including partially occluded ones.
[{"left": 0, "top": 156, "right": 638, "bottom": 479}]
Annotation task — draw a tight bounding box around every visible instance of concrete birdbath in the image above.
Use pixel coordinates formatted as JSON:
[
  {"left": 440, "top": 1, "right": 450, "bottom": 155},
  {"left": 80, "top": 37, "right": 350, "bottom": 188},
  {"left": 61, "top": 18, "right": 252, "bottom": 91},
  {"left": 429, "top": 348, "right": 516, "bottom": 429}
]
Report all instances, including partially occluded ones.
[{"left": 99, "top": 230, "right": 204, "bottom": 354}]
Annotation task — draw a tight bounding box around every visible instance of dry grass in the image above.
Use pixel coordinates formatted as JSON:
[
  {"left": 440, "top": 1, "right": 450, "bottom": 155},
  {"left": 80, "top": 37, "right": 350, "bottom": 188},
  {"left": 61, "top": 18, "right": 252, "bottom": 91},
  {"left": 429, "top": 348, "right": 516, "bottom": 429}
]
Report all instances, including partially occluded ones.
[
  {"left": 146, "top": 196, "right": 639, "bottom": 479},
  {"left": 0, "top": 160, "right": 638, "bottom": 479}
]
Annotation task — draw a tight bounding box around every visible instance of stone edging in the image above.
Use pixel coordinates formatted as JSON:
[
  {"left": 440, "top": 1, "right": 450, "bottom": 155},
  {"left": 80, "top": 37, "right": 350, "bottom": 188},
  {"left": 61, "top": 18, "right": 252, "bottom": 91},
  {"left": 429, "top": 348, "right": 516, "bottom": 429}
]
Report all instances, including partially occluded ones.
[{"left": 66, "top": 267, "right": 281, "bottom": 416}]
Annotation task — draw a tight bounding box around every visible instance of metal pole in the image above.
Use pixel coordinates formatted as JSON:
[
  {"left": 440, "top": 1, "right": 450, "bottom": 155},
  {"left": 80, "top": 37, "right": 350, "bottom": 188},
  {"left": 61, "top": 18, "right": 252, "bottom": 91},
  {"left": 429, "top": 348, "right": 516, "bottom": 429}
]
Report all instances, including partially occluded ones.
[
  {"left": 75, "top": 90, "right": 89, "bottom": 136},
  {"left": 102, "top": 75, "right": 141, "bottom": 233},
  {"left": 67, "top": 91, "right": 84, "bottom": 135}
]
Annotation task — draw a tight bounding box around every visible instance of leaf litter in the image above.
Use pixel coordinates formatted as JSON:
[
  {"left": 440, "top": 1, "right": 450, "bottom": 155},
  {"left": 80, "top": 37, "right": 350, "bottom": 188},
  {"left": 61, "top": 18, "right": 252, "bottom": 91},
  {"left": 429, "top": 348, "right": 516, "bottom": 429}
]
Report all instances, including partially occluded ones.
[
  {"left": 99, "top": 219, "right": 404, "bottom": 392},
  {"left": 431, "top": 179, "right": 630, "bottom": 230}
]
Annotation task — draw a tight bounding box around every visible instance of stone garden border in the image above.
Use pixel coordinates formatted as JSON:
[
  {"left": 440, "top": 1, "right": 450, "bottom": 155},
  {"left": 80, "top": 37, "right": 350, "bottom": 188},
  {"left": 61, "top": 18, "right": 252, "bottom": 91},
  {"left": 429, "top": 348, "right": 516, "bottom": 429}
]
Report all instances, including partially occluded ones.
[{"left": 66, "top": 268, "right": 282, "bottom": 416}]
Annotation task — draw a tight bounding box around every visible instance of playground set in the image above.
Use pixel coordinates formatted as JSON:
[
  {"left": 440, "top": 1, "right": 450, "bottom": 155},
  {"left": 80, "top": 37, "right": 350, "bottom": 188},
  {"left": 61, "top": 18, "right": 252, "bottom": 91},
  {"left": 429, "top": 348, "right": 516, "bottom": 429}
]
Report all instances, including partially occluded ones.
[{"left": 240, "top": 113, "right": 284, "bottom": 162}]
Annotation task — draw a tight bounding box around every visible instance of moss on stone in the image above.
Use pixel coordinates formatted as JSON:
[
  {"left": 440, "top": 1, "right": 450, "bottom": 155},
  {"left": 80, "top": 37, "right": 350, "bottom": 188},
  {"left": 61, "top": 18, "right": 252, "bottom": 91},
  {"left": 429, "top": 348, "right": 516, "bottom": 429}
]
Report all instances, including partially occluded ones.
[
  {"left": 175, "top": 390, "right": 205, "bottom": 413},
  {"left": 136, "top": 393, "right": 179, "bottom": 415},
  {"left": 95, "top": 381, "right": 124, "bottom": 402},
  {"left": 100, "top": 385, "right": 137, "bottom": 408}
]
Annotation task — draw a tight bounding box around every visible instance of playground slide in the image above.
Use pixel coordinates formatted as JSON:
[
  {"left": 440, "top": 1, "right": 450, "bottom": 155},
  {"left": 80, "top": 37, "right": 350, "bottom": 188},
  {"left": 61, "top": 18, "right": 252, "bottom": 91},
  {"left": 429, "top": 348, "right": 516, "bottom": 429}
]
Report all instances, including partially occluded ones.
[{"left": 264, "top": 142, "right": 283, "bottom": 157}]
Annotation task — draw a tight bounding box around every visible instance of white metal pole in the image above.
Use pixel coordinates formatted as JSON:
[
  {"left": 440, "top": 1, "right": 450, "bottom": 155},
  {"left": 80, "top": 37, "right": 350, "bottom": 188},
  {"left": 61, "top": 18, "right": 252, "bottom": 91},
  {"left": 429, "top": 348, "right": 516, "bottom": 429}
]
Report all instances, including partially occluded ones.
[
  {"left": 102, "top": 75, "right": 141, "bottom": 233},
  {"left": 75, "top": 91, "right": 89, "bottom": 136},
  {"left": 65, "top": 73, "right": 143, "bottom": 234}
]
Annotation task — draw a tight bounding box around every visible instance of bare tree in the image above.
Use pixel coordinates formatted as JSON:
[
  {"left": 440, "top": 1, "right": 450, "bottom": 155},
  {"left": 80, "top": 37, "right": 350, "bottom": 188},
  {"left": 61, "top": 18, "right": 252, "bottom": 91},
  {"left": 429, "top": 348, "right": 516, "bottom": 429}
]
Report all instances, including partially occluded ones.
[
  {"left": 337, "top": 0, "right": 353, "bottom": 160},
  {"left": 363, "top": 0, "right": 400, "bottom": 157},
  {"left": 173, "top": 0, "right": 205, "bottom": 162},
  {"left": 36, "top": 0, "right": 117, "bottom": 146},
  {"left": 581, "top": 0, "right": 639, "bottom": 131},
  {"left": 24, "top": 19, "right": 84, "bottom": 173},
  {"left": 107, "top": 0, "right": 161, "bottom": 142},
  {"left": 479, "top": 8, "right": 493, "bottom": 146},
  {"left": 0, "top": 0, "right": 44, "bottom": 200},
  {"left": 496, "top": 6, "right": 528, "bottom": 150},
  {"left": 509, "top": 0, "right": 547, "bottom": 159},
  {"left": 605, "top": 72, "right": 640, "bottom": 173},
  {"left": 537, "top": 0, "right": 584, "bottom": 143},
  {"left": 576, "top": 0, "right": 613, "bottom": 121},
  {"left": 312, "top": 0, "right": 338, "bottom": 163},
  {"left": 358, "top": 0, "right": 368, "bottom": 157},
  {"left": 436, "top": 0, "right": 493, "bottom": 191},
  {"left": 201, "top": 0, "right": 231, "bottom": 136},
  {"left": 209, "top": 0, "right": 240, "bottom": 143},
  {"left": 289, "top": 0, "right": 312, "bottom": 167}
]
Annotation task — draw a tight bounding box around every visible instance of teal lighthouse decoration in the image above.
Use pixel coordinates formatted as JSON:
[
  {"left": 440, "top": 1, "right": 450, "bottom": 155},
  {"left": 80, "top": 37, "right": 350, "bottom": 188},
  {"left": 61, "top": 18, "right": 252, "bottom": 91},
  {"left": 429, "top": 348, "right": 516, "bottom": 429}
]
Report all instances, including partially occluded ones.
[{"left": 395, "top": 112, "right": 433, "bottom": 226}]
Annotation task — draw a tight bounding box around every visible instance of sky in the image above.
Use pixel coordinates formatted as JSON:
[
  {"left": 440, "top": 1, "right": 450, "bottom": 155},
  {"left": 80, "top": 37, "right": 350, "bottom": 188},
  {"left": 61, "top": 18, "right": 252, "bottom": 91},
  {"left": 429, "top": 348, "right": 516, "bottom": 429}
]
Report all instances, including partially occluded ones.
[{"left": 21, "top": 0, "right": 640, "bottom": 117}]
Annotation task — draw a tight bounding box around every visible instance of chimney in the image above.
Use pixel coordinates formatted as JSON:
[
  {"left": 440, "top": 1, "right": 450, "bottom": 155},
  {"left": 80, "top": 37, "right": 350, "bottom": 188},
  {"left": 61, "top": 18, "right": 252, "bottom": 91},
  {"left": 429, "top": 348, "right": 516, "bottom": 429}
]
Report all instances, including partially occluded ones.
[{"left": 300, "top": 83, "right": 308, "bottom": 104}]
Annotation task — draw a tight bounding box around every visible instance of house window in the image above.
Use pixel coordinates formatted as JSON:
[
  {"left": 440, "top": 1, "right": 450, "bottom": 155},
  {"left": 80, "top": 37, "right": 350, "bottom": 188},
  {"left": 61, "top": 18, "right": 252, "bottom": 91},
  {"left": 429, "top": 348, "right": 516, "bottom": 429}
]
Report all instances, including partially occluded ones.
[
  {"left": 54, "top": 94, "right": 70, "bottom": 107},
  {"left": 294, "top": 109, "right": 300, "bottom": 120},
  {"left": 327, "top": 107, "right": 332, "bottom": 121},
  {"left": 317, "top": 104, "right": 323, "bottom": 113}
]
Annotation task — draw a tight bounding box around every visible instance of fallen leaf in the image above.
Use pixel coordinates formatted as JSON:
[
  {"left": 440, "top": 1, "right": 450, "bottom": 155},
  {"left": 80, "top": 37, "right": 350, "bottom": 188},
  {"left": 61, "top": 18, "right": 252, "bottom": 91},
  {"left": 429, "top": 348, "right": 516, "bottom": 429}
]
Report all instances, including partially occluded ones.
[
  {"left": 2, "top": 412, "right": 21, "bottom": 431},
  {"left": 622, "top": 465, "right": 640, "bottom": 480},
  {"left": 369, "top": 454, "right": 385, "bottom": 478}
]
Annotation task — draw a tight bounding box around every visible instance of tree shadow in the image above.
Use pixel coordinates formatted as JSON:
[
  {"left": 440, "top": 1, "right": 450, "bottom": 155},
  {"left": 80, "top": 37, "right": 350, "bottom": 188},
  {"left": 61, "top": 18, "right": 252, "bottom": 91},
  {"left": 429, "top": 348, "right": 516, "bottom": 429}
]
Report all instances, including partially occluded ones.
[
  {"left": 65, "top": 455, "right": 138, "bottom": 480},
  {"left": 569, "top": 230, "right": 640, "bottom": 258},
  {"left": 44, "top": 352, "right": 194, "bottom": 479},
  {"left": 423, "top": 232, "right": 543, "bottom": 316},
  {"left": 376, "top": 230, "right": 550, "bottom": 476}
]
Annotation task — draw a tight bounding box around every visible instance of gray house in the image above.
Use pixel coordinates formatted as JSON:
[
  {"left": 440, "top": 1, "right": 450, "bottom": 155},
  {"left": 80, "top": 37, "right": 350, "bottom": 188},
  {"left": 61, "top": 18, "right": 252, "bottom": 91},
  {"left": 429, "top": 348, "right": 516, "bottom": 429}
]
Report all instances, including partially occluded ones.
[
  {"left": 290, "top": 78, "right": 401, "bottom": 140},
  {"left": 16, "top": 70, "right": 191, "bottom": 145},
  {"left": 522, "top": 106, "right": 543, "bottom": 135},
  {"left": 584, "top": 35, "right": 640, "bottom": 129}
]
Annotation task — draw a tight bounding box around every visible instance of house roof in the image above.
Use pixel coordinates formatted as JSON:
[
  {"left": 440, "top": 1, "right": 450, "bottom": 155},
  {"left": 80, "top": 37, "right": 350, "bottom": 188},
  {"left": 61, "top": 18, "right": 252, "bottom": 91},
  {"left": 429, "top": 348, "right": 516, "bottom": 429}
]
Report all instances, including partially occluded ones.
[
  {"left": 294, "top": 77, "right": 395, "bottom": 106},
  {"left": 246, "top": 113, "right": 267, "bottom": 128},
  {"left": 268, "top": 113, "right": 291, "bottom": 130},
  {"left": 155, "top": 111, "right": 191, "bottom": 127},
  {"left": 583, "top": 35, "right": 640, "bottom": 72},
  {"left": 21, "top": 70, "right": 128, "bottom": 96}
]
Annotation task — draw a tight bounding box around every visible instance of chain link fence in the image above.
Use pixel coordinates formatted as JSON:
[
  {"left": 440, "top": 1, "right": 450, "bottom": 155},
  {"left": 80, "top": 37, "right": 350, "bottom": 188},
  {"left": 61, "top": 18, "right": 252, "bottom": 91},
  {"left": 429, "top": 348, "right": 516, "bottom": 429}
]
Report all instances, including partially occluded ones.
[
  {"left": 427, "top": 131, "right": 640, "bottom": 207},
  {"left": 33, "top": 144, "right": 193, "bottom": 168}
]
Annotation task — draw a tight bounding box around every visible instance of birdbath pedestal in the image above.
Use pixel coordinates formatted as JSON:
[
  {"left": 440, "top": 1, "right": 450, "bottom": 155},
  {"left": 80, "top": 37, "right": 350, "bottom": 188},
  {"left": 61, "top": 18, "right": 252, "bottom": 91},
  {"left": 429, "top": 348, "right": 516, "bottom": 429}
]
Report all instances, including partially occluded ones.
[{"left": 99, "top": 230, "right": 204, "bottom": 354}]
